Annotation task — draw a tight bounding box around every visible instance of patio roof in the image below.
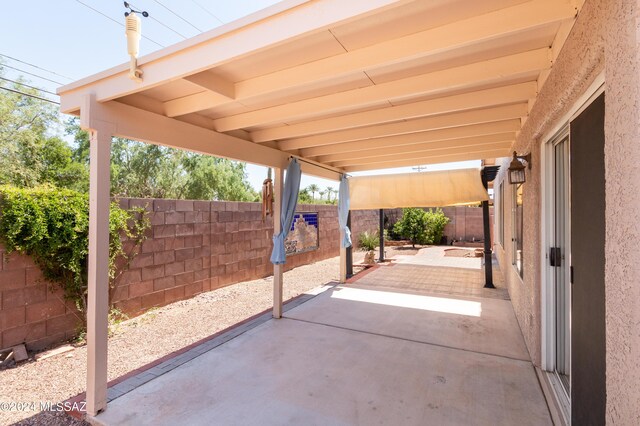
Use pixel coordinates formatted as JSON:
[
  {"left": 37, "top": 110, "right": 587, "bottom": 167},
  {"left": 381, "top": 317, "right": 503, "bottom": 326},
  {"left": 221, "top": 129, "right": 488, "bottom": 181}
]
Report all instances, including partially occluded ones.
[{"left": 58, "top": 0, "right": 581, "bottom": 177}]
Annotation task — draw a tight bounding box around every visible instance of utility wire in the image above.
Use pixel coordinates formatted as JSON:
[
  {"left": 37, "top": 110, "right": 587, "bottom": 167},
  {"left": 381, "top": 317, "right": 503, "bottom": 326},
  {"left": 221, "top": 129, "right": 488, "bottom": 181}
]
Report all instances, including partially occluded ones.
[
  {"left": 0, "top": 86, "right": 60, "bottom": 105},
  {"left": 190, "top": 0, "right": 224, "bottom": 25},
  {"left": 0, "top": 77, "right": 59, "bottom": 97},
  {"left": 73, "top": 0, "right": 165, "bottom": 48},
  {"left": 1, "top": 63, "right": 64, "bottom": 85},
  {"left": 0, "top": 53, "right": 74, "bottom": 81},
  {"left": 128, "top": 1, "right": 188, "bottom": 39},
  {"left": 152, "top": 0, "right": 203, "bottom": 32}
]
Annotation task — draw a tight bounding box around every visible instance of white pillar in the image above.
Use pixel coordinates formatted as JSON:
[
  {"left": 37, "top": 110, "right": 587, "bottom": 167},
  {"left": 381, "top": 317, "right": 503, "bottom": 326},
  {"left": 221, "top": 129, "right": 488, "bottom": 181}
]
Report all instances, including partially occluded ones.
[
  {"left": 272, "top": 167, "right": 284, "bottom": 319},
  {"left": 339, "top": 241, "right": 347, "bottom": 284},
  {"left": 86, "top": 126, "right": 112, "bottom": 416}
]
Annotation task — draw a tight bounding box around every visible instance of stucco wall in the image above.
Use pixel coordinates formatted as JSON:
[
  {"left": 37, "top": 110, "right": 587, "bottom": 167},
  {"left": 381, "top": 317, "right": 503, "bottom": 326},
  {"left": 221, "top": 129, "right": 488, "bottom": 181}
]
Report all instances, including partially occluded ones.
[
  {"left": 603, "top": 0, "right": 640, "bottom": 422},
  {"left": 494, "top": 0, "right": 640, "bottom": 420},
  {"left": 494, "top": 0, "right": 606, "bottom": 367}
]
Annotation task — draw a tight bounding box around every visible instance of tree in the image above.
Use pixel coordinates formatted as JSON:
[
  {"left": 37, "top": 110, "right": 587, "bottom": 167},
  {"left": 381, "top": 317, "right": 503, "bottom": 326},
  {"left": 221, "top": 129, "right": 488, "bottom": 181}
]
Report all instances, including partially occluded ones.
[
  {"left": 68, "top": 120, "right": 259, "bottom": 201},
  {"left": 307, "top": 184, "right": 320, "bottom": 201},
  {"left": 393, "top": 208, "right": 450, "bottom": 247},
  {"left": 0, "top": 70, "right": 88, "bottom": 191},
  {"left": 325, "top": 186, "right": 336, "bottom": 203},
  {"left": 318, "top": 190, "right": 326, "bottom": 201},
  {"left": 393, "top": 208, "right": 429, "bottom": 248}
]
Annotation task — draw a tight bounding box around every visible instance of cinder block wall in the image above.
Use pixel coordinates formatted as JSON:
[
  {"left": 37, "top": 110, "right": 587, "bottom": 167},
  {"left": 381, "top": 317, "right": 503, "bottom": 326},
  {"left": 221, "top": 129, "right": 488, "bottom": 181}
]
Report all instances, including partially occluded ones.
[
  {"left": 0, "top": 248, "right": 79, "bottom": 351},
  {"left": 0, "top": 200, "right": 381, "bottom": 351}
]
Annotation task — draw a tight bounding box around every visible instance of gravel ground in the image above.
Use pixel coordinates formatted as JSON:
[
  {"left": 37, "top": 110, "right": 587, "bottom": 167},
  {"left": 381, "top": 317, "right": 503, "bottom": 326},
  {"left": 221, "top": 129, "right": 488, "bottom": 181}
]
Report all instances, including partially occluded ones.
[{"left": 0, "top": 247, "right": 415, "bottom": 425}]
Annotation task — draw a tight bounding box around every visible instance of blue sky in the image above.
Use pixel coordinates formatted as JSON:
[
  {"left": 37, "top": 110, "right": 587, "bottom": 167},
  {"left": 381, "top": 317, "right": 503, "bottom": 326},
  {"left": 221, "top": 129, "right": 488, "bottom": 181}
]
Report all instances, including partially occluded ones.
[{"left": 0, "top": 0, "right": 478, "bottom": 192}]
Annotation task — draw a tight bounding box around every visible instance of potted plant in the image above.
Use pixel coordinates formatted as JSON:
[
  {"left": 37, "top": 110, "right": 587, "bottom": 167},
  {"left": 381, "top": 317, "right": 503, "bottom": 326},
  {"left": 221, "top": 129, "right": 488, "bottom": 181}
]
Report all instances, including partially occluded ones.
[{"left": 358, "top": 231, "right": 379, "bottom": 264}]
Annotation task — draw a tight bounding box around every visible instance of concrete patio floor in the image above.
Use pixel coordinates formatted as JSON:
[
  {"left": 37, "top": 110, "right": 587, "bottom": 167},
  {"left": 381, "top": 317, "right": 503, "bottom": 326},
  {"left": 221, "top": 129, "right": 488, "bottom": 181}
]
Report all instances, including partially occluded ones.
[{"left": 92, "top": 248, "right": 551, "bottom": 426}]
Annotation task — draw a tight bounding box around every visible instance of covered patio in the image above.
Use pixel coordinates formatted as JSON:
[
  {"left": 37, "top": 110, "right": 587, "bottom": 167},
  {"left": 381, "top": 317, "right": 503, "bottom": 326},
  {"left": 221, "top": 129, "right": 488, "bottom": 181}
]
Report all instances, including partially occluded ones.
[
  {"left": 55, "top": 0, "right": 583, "bottom": 421},
  {"left": 93, "top": 248, "right": 550, "bottom": 425}
]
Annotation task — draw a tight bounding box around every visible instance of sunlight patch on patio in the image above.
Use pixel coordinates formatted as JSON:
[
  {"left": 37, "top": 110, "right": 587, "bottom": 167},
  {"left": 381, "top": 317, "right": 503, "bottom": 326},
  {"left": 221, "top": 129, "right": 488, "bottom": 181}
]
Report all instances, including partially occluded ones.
[{"left": 330, "top": 286, "right": 482, "bottom": 317}]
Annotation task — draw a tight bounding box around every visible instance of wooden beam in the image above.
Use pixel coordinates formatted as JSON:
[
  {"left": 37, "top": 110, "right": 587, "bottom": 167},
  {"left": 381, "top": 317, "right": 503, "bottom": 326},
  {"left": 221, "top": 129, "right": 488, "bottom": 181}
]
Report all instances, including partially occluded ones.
[
  {"left": 280, "top": 104, "right": 526, "bottom": 151},
  {"left": 213, "top": 49, "right": 548, "bottom": 131},
  {"left": 343, "top": 149, "right": 511, "bottom": 172},
  {"left": 84, "top": 99, "right": 343, "bottom": 180},
  {"left": 185, "top": 71, "right": 235, "bottom": 99},
  {"left": 315, "top": 133, "right": 515, "bottom": 163},
  {"left": 164, "top": 91, "right": 234, "bottom": 119},
  {"left": 250, "top": 82, "right": 536, "bottom": 142},
  {"left": 330, "top": 141, "right": 512, "bottom": 168},
  {"left": 301, "top": 121, "right": 520, "bottom": 157},
  {"left": 236, "top": 0, "right": 574, "bottom": 101}
]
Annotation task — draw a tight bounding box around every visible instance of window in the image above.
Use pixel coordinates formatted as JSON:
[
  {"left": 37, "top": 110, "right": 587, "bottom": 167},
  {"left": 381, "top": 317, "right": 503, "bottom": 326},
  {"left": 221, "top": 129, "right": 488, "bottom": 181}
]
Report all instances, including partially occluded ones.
[
  {"left": 498, "top": 182, "right": 504, "bottom": 246},
  {"left": 513, "top": 183, "right": 524, "bottom": 278}
]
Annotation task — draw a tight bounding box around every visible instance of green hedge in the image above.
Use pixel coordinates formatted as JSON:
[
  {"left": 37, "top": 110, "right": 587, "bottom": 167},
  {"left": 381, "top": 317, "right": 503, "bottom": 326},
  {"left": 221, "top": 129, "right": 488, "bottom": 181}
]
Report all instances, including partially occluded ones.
[{"left": 0, "top": 185, "right": 149, "bottom": 315}]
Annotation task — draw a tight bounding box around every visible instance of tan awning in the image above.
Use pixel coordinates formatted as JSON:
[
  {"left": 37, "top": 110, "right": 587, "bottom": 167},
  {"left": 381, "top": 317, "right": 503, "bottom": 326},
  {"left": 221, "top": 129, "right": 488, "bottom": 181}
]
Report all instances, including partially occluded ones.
[{"left": 348, "top": 168, "right": 488, "bottom": 210}]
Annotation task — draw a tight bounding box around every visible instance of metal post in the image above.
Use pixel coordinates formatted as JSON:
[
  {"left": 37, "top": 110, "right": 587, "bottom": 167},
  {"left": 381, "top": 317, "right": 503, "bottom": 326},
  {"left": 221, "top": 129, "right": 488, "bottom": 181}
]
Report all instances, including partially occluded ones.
[
  {"left": 379, "top": 209, "right": 385, "bottom": 262},
  {"left": 346, "top": 212, "right": 353, "bottom": 277},
  {"left": 481, "top": 170, "right": 495, "bottom": 289}
]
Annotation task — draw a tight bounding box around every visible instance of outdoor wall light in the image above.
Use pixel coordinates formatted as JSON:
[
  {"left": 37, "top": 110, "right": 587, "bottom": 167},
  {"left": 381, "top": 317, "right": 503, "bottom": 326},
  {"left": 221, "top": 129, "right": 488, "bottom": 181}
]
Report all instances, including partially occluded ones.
[{"left": 508, "top": 151, "right": 531, "bottom": 185}]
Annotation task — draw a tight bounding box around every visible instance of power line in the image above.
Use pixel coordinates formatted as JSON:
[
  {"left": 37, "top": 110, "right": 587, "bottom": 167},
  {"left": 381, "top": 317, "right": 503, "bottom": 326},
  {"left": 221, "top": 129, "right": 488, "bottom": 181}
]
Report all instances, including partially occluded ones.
[
  {"left": 128, "top": 1, "right": 188, "bottom": 39},
  {"left": 0, "top": 53, "right": 74, "bottom": 81},
  {"left": 190, "top": 0, "right": 224, "bottom": 25},
  {"left": 0, "top": 86, "right": 60, "bottom": 105},
  {"left": 152, "top": 0, "right": 203, "bottom": 32},
  {"left": 73, "top": 0, "right": 165, "bottom": 48},
  {"left": 1, "top": 63, "right": 64, "bottom": 85},
  {"left": 0, "top": 77, "right": 59, "bottom": 97}
]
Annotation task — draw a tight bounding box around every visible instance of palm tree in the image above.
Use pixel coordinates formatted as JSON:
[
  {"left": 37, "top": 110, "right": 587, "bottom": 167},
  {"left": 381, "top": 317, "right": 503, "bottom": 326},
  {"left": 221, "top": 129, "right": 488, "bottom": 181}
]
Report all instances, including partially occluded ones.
[
  {"left": 325, "top": 186, "right": 335, "bottom": 202},
  {"left": 319, "top": 190, "right": 326, "bottom": 202},
  {"left": 307, "top": 184, "right": 320, "bottom": 201}
]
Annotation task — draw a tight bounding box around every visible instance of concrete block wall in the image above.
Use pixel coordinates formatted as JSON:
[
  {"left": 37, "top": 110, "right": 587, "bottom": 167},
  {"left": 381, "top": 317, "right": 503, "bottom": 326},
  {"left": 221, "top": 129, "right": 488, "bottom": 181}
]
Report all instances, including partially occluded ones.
[
  {"left": 0, "top": 199, "right": 381, "bottom": 351},
  {"left": 0, "top": 247, "right": 80, "bottom": 351}
]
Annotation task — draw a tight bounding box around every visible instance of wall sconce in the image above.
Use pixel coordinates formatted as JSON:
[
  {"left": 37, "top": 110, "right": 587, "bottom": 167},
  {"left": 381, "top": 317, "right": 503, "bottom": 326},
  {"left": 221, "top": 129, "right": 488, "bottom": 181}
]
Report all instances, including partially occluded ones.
[{"left": 508, "top": 151, "right": 531, "bottom": 184}]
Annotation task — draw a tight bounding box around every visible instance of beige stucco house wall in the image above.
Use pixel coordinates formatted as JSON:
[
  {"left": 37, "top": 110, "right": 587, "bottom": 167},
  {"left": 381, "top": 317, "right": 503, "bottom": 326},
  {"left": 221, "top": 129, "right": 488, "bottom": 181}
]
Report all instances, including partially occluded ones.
[{"left": 493, "top": 0, "right": 640, "bottom": 421}]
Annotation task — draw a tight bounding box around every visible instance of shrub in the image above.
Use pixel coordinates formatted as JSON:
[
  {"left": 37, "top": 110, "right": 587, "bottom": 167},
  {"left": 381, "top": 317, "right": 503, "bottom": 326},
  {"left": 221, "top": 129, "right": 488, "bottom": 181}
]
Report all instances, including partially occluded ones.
[
  {"left": 0, "top": 185, "right": 149, "bottom": 317},
  {"left": 393, "top": 208, "right": 450, "bottom": 247},
  {"left": 423, "top": 208, "right": 450, "bottom": 246},
  {"left": 358, "top": 231, "right": 379, "bottom": 251}
]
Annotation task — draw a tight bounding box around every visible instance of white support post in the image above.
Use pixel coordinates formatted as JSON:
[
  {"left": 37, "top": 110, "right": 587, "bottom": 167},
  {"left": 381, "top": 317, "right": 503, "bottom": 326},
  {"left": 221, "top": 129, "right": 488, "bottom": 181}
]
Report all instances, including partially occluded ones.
[
  {"left": 340, "top": 242, "right": 347, "bottom": 283},
  {"left": 86, "top": 125, "right": 112, "bottom": 416},
  {"left": 272, "top": 167, "right": 284, "bottom": 319}
]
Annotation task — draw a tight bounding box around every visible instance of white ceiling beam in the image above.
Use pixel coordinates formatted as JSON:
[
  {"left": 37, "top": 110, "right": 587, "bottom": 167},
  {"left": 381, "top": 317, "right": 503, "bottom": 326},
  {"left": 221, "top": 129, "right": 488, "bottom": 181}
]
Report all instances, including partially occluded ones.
[
  {"left": 58, "top": 0, "right": 405, "bottom": 114},
  {"left": 315, "top": 133, "right": 515, "bottom": 163},
  {"left": 280, "top": 103, "right": 526, "bottom": 151},
  {"left": 184, "top": 72, "right": 235, "bottom": 99},
  {"left": 164, "top": 73, "right": 237, "bottom": 118},
  {"left": 300, "top": 121, "right": 520, "bottom": 158},
  {"left": 81, "top": 99, "right": 343, "bottom": 180},
  {"left": 236, "top": 0, "right": 575, "bottom": 101},
  {"left": 250, "top": 82, "right": 536, "bottom": 143},
  {"left": 213, "top": 48, "right": 549, "bottom": 131},
  {"left": 343, "top": 149, "right": 510, "bottom": 172},
  {"left": 331, "top": 141, "right": 512, "bottom": 168}
]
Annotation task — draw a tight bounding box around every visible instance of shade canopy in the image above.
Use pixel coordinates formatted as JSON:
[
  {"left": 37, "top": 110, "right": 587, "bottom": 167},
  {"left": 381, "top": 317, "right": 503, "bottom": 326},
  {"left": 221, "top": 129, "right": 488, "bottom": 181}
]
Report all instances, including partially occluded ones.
[{"left": 348, "top": 168, "right": 488, "bottom": 210}]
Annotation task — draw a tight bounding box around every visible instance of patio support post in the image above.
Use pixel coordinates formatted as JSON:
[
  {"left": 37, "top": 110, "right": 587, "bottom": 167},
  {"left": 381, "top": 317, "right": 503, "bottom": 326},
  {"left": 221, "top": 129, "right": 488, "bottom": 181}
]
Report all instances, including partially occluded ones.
[
  {"left": 346, "top": 212, "right": 353, "bottom": 278},
  {"left": 481, "top": 169, "right": 495, "bottom": 289},
  {"left": 379, "top": 209, "right": 385, "bottom": 262},
  {"left": 272, "top": 167, "right": 284, "bottom": 318},
  {"left": 85, "top": 123, "right": 112, "bottom": 416}
]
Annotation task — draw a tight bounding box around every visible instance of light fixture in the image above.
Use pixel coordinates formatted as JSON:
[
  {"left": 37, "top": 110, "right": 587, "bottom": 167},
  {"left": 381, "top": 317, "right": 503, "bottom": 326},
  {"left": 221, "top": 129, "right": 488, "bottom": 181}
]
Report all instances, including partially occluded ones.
[{"left": 508, "top": 151, "right": 531, "bottom": 184}]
